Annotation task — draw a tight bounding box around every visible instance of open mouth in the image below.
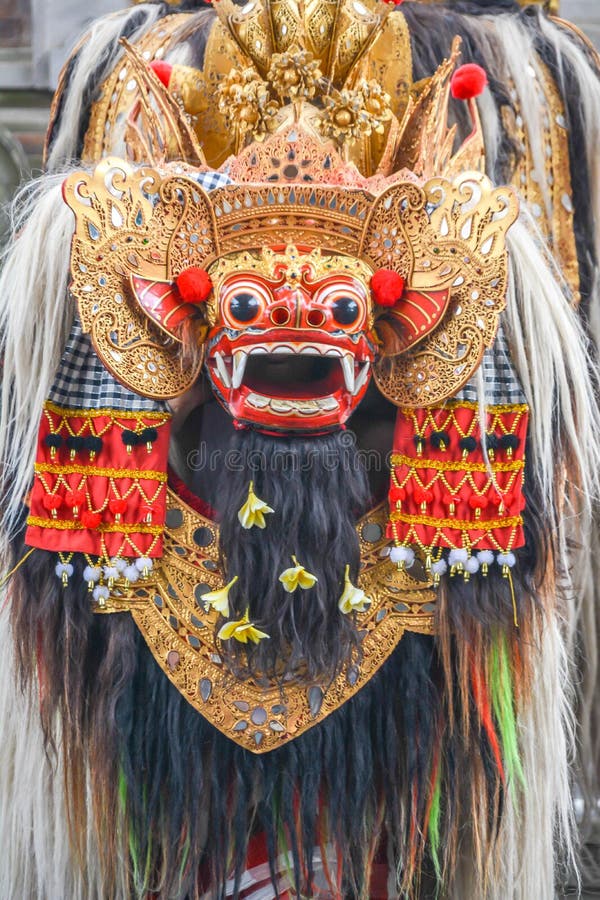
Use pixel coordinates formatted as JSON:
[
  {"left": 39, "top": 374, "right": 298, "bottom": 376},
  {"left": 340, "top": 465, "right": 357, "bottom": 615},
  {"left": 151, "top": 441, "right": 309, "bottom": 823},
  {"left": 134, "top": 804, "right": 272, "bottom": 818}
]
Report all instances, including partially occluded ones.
[{"left": 210, "top": 342, "right": 371, "bottom": 415}]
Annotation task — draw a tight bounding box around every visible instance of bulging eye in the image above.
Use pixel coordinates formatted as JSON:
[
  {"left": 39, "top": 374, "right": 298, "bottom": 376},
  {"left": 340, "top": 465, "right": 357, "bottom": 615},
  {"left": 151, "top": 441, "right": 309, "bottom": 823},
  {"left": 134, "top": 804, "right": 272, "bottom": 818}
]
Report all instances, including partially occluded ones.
[
  {"left": 332, "top": 296, "right": 360, "bottom": 325},
  {"left": 313, "top": 276, "right": 367, "bottom": 330},
  {"left": 229, "top": 291, "right": 261, "bottom": 323}
]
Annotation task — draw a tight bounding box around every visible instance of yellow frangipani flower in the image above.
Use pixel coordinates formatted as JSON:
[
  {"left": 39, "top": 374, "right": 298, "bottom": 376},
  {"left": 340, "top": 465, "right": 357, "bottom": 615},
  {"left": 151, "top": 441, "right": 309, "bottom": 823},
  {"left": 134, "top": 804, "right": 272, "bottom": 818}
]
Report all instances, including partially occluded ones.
[
  {"left": 217, "top": 609, "right": 269, "bottom": 644},
  {"left": 278, "top": 556, "right": 318, "bottom": 593},
  {"left": 203, "top": 575, "right": 238, "bottom": 617},
  {"left": 338, "top": 565, "right": 371, "bottom": 615},
  {"left": 237, "top": 481, "right": 274, "bottom": 529}
]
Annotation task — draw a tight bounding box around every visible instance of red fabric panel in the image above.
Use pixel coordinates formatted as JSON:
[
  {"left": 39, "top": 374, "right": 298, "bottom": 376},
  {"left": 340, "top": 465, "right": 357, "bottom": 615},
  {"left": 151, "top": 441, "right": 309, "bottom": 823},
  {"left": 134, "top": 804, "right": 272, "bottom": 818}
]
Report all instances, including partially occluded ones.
[
  {"left": 25, "top": 404, "right": 171, "bottom": 558},
  {"left": 387, "top": 403, "right": 528, "bottom": 553}
]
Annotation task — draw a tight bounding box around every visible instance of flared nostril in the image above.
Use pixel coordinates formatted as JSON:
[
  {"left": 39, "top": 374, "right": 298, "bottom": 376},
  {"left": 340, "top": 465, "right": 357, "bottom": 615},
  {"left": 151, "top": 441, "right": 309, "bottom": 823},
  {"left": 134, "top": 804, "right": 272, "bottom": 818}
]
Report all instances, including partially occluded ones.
[
  {"left": 306, "top": 309, "right": 327, "bottom": 327},
  {"left": 270, "top": 306, "right": 291, "bottom": 326}
]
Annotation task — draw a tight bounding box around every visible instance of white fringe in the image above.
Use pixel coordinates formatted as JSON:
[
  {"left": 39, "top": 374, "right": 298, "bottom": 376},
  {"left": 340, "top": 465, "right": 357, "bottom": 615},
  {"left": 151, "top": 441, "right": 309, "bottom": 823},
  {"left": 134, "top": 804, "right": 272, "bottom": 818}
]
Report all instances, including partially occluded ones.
[
  {"left": 479, "top": 15, "right": 552, "bottom": 220},
  {"left": 504, "top": 216, "right": 600, "bottom": 518},
  {"left": 458, "top": 610, "right": 576, "bottom": 900},
  {"left": 0, "top": 175, "right": 75, "bottom": 549},
  {"left": 0, "top": 601, "right": 105, "bottom": 900},
  {"left": 46, "top": 3, "right": 164, "bottom": 171}
]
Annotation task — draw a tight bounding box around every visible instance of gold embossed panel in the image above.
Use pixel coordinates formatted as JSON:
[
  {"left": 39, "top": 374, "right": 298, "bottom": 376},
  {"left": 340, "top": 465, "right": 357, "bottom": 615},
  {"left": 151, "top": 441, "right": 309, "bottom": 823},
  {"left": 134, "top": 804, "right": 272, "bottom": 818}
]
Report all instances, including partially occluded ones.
[{"left": 98, "top": 489, "right": 435, "bottom": 753}]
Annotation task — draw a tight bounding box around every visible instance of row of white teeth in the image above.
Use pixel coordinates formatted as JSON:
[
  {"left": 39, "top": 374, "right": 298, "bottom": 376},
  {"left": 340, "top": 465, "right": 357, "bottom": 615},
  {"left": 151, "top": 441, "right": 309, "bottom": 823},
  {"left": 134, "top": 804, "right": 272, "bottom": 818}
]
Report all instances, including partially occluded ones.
[
  {"left": 246, "top": 394, "right": 339, "bottom": 414},
  {"left": 214, "top": 345, "right": 370, "bottom": 395}
]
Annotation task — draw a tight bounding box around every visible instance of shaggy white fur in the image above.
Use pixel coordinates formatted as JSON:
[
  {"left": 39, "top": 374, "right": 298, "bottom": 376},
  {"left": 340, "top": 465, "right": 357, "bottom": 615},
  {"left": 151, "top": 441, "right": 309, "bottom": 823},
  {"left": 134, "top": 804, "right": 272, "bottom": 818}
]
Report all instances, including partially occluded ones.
[{"left": 0, "top": 176, "right": 75, "bottom": 547}]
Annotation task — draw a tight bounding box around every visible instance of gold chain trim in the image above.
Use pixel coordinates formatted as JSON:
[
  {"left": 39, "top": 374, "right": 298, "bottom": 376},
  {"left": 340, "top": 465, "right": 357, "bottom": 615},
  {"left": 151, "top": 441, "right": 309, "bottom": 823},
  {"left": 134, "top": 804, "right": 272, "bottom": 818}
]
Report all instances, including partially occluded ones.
[
  {"left": 44, "top": 401, "right": 170, "bottom": 421},
  {"left": 390, "top": 511, "right": 522, "bottom": 530},
  {"left": 401, "top": 401, "right": 528, "bottom": 415},
  {"left": 390, "top": 454, "right": 524, "bottom": 474},
  {"left": 27, "top": 517, "right": 163, "bottom": 535},
  {"left": 34, "top": 463, "right": 168, "bottom": 481}
]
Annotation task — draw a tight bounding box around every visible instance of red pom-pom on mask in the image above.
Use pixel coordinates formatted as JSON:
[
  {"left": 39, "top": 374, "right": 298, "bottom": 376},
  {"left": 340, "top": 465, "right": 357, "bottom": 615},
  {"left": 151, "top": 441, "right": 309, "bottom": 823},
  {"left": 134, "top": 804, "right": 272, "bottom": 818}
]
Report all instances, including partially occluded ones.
[
  {"left": 149, "top": 60, "right": 173, "bottom": 88},
  {"left": 450, "top": 64, "right": 488, "bottom": 101},
  {"left": 176, "top": 267, "right": 213, "bottom": 304},
  {"left": 371, "top": 269, "right": 405, "bottom": 308}
]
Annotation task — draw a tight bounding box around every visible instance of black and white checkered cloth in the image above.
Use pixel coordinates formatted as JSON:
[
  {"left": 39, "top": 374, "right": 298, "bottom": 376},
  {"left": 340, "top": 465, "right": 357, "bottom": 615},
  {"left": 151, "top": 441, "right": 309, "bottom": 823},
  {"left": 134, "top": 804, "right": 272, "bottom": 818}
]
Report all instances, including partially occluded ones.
[
  {"left": 49, "top": 316, "right": 167, "bottom": 412},
  {"left": 194, "top": 170, "right": 232, "bottom": 192},
  {"left": 455, "top": 321, "right": 526, "bottom": 405}
]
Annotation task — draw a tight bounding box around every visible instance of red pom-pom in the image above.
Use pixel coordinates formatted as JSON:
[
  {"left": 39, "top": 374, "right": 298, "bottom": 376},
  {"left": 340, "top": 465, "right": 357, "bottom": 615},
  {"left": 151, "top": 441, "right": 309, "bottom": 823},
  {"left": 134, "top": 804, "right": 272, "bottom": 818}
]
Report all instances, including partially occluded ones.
[
  {"left": 42, "top": 494, "right": 63, "bottom": 512},
  {"left": 176, "top": 267, "right": 213, "bottom": 304},
  {"left": 109, "top": 498, "right": 128, "bottom": 516},
  {"left": 371, "top": 269, "right": 405, "bottom": 307},
  {"left": 389, "top": 485, "right": 406, "bottom": 504},
  {"left": 65, "top": 489, "right": 86, "bottom": 508},
  {"left": 413, "top": 486, "right": 433, "bottom": 505},
  {"left": 468, "top": 495, "right": 489, "bottom": 510},
  {"left": 451, "top": 64, "right": 488, "bottom": 101},
  {"left": 149, "top": 60, "right": 173, "bottom": 88},
  {"left": 81, "top": 510, "right": 102, "bottom": 530}
]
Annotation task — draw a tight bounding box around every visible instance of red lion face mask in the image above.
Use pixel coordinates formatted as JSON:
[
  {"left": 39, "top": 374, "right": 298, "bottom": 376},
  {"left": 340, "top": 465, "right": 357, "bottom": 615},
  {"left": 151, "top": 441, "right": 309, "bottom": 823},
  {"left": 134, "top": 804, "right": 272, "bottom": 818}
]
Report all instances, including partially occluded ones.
[{"left": 204, "top": 246, "right": 376, "bottom": 432}]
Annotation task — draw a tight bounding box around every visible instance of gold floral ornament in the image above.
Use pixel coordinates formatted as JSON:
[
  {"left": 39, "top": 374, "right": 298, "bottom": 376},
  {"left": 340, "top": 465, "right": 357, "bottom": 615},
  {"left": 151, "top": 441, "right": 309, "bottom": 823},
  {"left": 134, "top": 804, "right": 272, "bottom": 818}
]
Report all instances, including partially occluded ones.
[
  {"left": 237, "top": 481, "right": 274, "bottom": 529},
  {"left": 321, "top": 80, "right": 391, "bottom": 146},
  {"left": 216, "top": 67, "right": 279, "bottom": 140},
  {"left": 279, "top": 556, "right": 318, "bottom": 593},
  {"left": 338, "top": 565, "right": 371, "bottom": 615},
  {"left": 267, "top": 48, "right": 323, "bottom": 102},
  {"left": 217, "top": 609, "right": 270, "bottom": 644},
  {"left": 203, "top": 575, "right": 239, "bottom": 617}
]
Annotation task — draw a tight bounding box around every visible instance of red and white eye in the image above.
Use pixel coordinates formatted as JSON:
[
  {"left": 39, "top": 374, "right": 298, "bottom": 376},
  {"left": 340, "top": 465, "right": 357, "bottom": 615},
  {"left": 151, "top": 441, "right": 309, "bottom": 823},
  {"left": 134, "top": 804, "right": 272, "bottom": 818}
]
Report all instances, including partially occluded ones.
[
  {"left": 313, "top": 277, "right": 368, "bottom": 330},
  {"left": 220, "top": 276, "right": 271, "bottom": 328}
]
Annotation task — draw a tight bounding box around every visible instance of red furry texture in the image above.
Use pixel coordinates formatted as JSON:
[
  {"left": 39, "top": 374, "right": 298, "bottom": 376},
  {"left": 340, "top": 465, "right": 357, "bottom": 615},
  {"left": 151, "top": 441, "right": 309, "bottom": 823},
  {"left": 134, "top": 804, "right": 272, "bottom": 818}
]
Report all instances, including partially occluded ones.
[
  {"left": 65, "top": 489, "right": 86, "bottom": 508},
  {"left": 149, "top": 60, "right": 173, "bottom": 88},
  {"left": 80, "top": 510, "right": 102, "bottom": 529},
  {"left": 176, "top": 267, "right": 213, "bottom": 304},
  {"left": 450, "top": 64, "right": 488, "bottom": 100},
  {"left": 108, "top": 498, "right": 128, "bottom": 516},
  {"left": 371, "top": 269, "right": 405, "bottom": 307},
  {"left": 42, "top": 494, "right": 63, "bottom": 512}
]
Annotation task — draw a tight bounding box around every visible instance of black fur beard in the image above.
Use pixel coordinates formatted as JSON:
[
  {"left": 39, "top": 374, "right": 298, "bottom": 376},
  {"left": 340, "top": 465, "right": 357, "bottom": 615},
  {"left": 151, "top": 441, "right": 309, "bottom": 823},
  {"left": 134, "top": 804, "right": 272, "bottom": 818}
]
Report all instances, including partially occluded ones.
[{"left": 216, "top": 428, "right": 370, "bottom": 684}]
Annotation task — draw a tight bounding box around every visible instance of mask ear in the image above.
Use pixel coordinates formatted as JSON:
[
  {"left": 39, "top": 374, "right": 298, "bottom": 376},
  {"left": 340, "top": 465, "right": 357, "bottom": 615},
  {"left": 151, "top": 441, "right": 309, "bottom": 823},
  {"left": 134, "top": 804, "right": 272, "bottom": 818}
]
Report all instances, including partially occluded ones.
[
  {"left": 361, "top": 174, "right": 518, "bottom": 407},
  {"left": 130, "top": 267, "right": 212, "bottom": 341},
  {"left": 63, "top": 158, "right": 219, "bottom": 400}
]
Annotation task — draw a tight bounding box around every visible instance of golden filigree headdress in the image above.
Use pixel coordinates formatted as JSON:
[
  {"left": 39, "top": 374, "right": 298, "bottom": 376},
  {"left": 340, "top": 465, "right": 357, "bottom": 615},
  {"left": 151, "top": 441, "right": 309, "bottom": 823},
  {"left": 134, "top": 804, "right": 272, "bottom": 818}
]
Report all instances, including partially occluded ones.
[{"left": 83, "top": 0, "right": 485, "bottom": 179}]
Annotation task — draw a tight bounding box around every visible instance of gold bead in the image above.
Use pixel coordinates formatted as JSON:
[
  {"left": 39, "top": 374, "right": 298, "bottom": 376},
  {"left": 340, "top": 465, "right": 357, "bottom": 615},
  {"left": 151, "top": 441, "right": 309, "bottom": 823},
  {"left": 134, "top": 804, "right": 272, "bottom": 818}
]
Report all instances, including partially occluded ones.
[
  {"left": 283, "top": 69, "right": 299, "bottom": 87},
  {"left": 334, "top": 109, "right": 353, "bottom": 127},
  {"left": 239, "top": 106, "right": 258, "bottom": 124}
]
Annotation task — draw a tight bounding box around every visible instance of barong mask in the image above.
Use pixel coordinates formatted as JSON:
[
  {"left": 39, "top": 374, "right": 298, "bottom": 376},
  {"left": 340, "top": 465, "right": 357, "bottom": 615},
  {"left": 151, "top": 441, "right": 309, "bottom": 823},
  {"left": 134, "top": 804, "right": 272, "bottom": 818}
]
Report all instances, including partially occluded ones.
[{"left": 5, "top": 0, "right": 599, "bottom": 897}]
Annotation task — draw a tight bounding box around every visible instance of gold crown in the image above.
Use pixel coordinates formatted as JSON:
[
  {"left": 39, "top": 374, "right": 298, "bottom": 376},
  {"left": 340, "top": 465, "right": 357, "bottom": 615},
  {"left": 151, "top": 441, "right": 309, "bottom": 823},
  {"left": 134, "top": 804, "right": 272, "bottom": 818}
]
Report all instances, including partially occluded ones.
[{"left": 84, "top": 0, "right": 484, "bottom": 180}]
